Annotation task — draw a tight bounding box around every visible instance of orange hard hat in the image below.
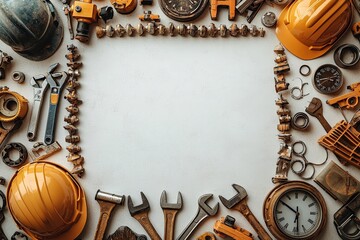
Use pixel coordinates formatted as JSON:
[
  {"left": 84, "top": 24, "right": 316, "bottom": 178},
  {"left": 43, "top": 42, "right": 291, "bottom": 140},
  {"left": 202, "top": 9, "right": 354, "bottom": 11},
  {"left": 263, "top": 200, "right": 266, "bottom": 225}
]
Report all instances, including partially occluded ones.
[
  {"left": 7, "top": 161, "right": 87, "bottom": 240},
  {"left": 276, "top": 0, "right": 353, "bottom": 60}
]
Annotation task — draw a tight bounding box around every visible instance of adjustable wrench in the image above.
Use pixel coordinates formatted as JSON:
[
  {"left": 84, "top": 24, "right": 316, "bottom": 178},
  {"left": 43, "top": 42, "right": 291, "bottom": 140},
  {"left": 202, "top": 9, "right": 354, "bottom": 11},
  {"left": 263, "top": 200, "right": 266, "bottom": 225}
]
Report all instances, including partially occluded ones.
[
  {"left": 219, "top": 184, "right": 272, "bottom": 240},
  {"left": 27, "top": 67, "right": 51, "bottom": 141},
  {"left": 44, "top": 63, "right": 68, "bottom": 145},
  {"left": 160, "top": 191, "right": 183, "bottom": 240},
  {"left": 177, "top": 194, "right": 219, "bottom": 240},
  {"left": 128, "top": 192, "right": 161, "bottom": 240}
]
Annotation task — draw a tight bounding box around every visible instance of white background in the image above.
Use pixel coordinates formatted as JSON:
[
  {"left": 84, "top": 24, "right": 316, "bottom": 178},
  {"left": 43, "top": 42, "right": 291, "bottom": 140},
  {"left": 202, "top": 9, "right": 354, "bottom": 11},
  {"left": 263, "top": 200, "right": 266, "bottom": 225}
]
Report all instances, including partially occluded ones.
[{"left": 0, "top": 0, "right": 359, "bottom": 239}]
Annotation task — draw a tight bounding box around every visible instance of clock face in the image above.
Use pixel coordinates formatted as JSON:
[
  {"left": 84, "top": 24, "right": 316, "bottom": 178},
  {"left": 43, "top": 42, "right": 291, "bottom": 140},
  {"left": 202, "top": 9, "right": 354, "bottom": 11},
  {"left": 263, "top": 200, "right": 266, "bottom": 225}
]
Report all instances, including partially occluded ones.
[
  {"left": 159, "top": 0, "right": 209, "bottom": 21},
  {"left": 313, "top": 64, "right": 343, "bottom": 94},
  {"left": 263, "top": 181, "right": 327, "bottom": 240},
  {"left": 274, "top": 188, "right": 322, "bottom": 239}
]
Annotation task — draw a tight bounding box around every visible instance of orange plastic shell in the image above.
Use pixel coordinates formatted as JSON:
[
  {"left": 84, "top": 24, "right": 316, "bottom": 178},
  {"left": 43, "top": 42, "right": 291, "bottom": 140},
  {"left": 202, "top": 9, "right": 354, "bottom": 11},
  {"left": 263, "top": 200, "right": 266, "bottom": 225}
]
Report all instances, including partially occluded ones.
[
  {"left": 276, "top": 0, "right": 352, "bottom": 60},
  {"left": 7, "top": 161, "right": 87, "bottom": 240}
]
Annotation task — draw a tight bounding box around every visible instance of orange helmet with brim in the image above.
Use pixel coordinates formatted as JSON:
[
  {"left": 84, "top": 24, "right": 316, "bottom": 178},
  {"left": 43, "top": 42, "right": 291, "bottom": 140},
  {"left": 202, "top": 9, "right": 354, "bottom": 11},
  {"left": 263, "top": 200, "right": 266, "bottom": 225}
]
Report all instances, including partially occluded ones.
[{"left": 276, "top": 0, "right": 353, "bottom": 60}]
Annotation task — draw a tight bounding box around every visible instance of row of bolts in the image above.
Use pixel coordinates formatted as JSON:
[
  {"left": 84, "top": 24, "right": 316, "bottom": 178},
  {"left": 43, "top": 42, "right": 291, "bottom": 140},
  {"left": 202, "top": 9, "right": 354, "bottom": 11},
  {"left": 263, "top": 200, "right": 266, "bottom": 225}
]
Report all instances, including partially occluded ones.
[{"left": 96, "top": 23, "right": 266, "bottom": 38}]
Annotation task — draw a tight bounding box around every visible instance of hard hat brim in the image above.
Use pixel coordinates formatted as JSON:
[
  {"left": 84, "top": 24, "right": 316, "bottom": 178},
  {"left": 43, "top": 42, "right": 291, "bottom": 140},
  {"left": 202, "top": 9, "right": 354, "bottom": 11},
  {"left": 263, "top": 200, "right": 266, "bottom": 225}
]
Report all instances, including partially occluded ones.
[{"left": 276, "top": 6, "right": 332, "bottom": 60}]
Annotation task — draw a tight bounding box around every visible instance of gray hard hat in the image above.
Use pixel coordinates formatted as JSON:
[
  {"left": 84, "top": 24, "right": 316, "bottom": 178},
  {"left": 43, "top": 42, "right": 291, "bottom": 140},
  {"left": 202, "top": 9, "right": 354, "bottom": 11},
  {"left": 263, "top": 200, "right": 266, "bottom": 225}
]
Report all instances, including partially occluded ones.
[{"left": 0, "top": 0, "right": 64, "bottom": 61}]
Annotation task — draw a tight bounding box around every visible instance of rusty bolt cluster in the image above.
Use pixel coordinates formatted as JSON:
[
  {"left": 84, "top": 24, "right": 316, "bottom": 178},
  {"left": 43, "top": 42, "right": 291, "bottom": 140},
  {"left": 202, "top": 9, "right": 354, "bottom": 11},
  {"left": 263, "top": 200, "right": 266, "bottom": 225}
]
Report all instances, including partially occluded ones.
[
  {"left": 64, "top": 44, "right": 85, "bottom": 177},
  {"left": 272, "top": 44, "right": 292, "bottom": 184},
  {"left": 96, "top": 22, "right": 265, "bottom": 38}
]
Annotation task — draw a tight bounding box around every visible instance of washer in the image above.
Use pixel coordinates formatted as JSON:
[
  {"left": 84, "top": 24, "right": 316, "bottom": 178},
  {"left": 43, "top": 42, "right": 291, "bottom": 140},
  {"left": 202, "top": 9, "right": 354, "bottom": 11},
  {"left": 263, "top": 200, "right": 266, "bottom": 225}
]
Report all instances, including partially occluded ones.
[{"left": 334, "top": 44, "right": 360, "bottom": 68}]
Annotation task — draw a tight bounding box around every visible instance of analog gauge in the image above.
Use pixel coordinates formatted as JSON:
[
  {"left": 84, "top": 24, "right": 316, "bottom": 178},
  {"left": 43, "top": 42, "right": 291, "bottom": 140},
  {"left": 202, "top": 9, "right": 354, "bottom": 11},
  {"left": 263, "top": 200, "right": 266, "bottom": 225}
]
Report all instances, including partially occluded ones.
[
  {"left": 159, "top": 0, "right": 209, "bottom": 21},
  {"left": 263, "top": 181, "right": 327, "bottom": 240},
  {"left": 313, "top": 64, "right": 344, "bottom": 94}
]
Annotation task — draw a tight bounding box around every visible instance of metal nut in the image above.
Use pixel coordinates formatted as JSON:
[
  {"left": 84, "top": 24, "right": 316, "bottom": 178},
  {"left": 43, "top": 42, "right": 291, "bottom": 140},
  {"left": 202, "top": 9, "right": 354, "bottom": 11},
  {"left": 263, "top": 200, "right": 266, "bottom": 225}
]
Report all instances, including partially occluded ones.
[
  {"left": 64, "top": 115, "right": 79, "bottom": 124},
  {"left": 208, "top": 23, "right": 217, "bottom": 37},
  {"left": 11, "top": 71, "right": 25, "bottom": 83},
  {"left": 115, "top": 24, "right": 126, "bottom": 37}
]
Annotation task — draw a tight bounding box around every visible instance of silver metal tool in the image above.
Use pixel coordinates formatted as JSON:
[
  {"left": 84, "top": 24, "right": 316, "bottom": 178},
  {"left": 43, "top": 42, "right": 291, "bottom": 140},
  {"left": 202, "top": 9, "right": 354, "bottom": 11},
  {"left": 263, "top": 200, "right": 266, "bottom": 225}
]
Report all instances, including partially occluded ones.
[
  {"left": 176, "top": 194, "right": 219, "bottom": 240},
  {"left": 27, "top": 68, "right": 50, "bottom": 141},
  {"left": 44, "top": 63, "right": 68, "bottom": 145}
]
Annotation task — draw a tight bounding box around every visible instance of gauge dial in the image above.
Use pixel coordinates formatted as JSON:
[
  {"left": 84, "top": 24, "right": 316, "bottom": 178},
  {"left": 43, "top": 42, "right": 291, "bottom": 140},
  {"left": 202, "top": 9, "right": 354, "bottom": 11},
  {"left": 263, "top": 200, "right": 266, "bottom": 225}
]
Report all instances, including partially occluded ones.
[
  {"left": 159, "top": 0, "right": 209, "bottom": 21},
  {"left": 313, "top": 64, "right": 343, "bottom": 94},
  {"left": 263, "top": 181, "right": 327, "bottom": 240}
]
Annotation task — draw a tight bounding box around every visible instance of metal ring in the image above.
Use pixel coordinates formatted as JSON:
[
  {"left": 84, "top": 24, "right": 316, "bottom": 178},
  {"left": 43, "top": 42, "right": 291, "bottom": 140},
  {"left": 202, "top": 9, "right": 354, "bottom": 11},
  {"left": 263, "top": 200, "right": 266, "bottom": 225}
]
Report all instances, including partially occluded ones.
[
  {"left": 291, "top": 160, "right": 315, "bottom": 180},
  {"left": 292, "top": 141, "right": 307, "bottom": 156},
  {"left": 299, "top": 65, "right": 311, "bottom": 76},
  {"left": 1, "top": 142, "right": 27, "bottom": 167},
  {"left": 291, "top": 112, "right": 310, "bottom": 130},
  {"left": 11, "top": 232, "right": 29, "bottom": 240},
  {"left": 334, "top": 44, "right": 360, "bottom": 68},
  {"left": 11, "top": 71, "right": 25, "bottom": 83}
]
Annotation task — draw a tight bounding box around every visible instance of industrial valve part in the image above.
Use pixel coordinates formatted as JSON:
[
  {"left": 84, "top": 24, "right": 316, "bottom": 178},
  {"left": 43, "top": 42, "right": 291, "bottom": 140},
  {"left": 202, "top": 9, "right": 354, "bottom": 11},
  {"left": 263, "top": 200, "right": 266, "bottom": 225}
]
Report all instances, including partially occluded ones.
[{"left": 0, "top": 51, "right": 13, "bottom": 79}]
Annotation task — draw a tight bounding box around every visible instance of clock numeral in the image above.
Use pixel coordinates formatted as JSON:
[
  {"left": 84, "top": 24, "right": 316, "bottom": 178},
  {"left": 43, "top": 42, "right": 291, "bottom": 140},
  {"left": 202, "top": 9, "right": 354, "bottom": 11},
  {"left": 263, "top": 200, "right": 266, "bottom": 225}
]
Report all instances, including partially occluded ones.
[
  {"left": 293, "top": 226, "right": 298, "bottom": 233},
  {"left": 310, "top": 211, "right": 318, "bottom": 215},
  {"left": 284, "top": 223, "right": 289, "bottom": 229},
  {"left": 279, "top": 217, "right": 285, "bottom": 222},
  {"left": 308, "top": 202, "right": 315, "bottom": 207},
  {"left": 276, "top": 210, "right": 282, "bottom": 214},
  {"left": 302, "top": 195, "right": 308, "bottom": 201},
  {"left": 302, "top": 225, "right": 306, "bottom": 233},
  {"left": 286, "top": 194, "right": 291, "bottom": 200},
  {"left": 295, "top": 192, "right": 298, "bottom": 199},
  {"left": 308, "top": 219, "right": 314, "bottom": 225}
]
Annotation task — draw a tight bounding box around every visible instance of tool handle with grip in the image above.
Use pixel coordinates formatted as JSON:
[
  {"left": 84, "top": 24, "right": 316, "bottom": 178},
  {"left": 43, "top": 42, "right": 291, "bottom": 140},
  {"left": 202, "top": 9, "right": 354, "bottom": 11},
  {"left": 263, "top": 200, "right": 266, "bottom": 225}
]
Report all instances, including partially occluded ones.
[
  {"left": 163, "top": 209, "right": 178, "bottom": 240},
  {"left": 44, "top": 93, "right": 60, "bottom": 145},
  {"left": 27, "top": 100, "right": 42, "bottom": 141},
  {"left": 94, "top": 201, "right": 116, "bottom": 240},
  {"left": 315, "top": 113, "right": 332, "bottom": 133},
  {"left": 133, "top": 211, "right": 161, "bottom": 240},
  {"left": 177, "top": 209, "right": 207, "bottom": 240},
  {"left": 238, "top": 203, "right": 272, "bottom": 240}
]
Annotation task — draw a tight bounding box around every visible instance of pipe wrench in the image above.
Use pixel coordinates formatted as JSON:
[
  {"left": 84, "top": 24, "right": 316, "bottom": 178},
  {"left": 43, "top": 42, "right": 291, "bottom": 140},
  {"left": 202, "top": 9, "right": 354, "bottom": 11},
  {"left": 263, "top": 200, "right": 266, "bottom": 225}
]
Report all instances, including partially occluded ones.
[
  {"left": 27, "top": 68, "right": 51, "bottom": 141},
  {"left": 44, "top": 63, "right": 68, "bottom": 145}
]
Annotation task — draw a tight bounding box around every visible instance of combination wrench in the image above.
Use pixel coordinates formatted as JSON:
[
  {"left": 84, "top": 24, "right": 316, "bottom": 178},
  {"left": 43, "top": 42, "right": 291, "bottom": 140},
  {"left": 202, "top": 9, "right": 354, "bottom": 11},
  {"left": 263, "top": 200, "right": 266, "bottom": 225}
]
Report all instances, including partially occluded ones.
[
  {"left": 27, "top": 67, "right": 50, "bottom": 141},
  {"left": 160, "top": 191, "right": 183, "bottom": 240},
  {"left": 177, "top": 194, "right": 219, "bottom": 240},
  {"left": 43, "top": 63, "right": 68, "bottom": 145}
]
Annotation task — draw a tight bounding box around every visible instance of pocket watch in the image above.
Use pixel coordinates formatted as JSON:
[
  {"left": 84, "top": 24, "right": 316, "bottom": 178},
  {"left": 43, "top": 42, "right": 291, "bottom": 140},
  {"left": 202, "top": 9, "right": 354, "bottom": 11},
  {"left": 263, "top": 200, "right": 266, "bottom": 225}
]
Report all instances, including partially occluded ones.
[
  {"left": 313, "top": 64, "right": 344, "bottom": 94},
  {"left": 263, "top": 181, "right": 327, "bottom": 240},
  {"left": 159, "top": 0, "right": 209, "bottom": 22}
]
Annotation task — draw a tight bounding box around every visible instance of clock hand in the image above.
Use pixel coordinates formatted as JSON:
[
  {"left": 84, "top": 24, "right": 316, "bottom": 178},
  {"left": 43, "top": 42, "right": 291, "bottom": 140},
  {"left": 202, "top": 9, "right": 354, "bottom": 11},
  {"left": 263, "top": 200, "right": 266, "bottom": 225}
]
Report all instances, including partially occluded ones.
[
  {"left": 279, "top": 200, "right": 297, "bottom": 214},
  {"left": 296, "top": 207, "right": 299, "bottom": 232}
]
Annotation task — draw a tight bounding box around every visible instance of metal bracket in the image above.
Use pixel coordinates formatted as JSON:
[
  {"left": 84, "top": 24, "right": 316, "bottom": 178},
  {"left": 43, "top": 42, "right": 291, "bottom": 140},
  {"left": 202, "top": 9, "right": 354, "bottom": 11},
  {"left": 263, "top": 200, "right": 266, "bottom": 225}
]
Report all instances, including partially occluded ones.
[{"left": 29, "top": 141, "right": 62, "bottom": 161}]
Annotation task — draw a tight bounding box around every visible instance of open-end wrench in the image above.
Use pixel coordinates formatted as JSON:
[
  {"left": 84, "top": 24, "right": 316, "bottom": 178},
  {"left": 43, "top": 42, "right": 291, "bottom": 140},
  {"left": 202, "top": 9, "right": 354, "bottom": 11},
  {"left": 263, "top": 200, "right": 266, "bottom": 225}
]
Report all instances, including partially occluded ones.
[
  {"left": 219, "top": 184, "right": 272, "bottom": 240},
  {"left": 44, "top": 63, "right": 68, "bottom": 145},
  {"left": 160, "top": 191, "right": 183, "bottom": 240},
  {"left": 177, "top": 194, "right": 219, "bottom": 240},
  {"left": 128, "top": 192, "right": 161, "bottom": 240},
  {"left": 27, "top": 67, "right": 51, "bottom": 141}
]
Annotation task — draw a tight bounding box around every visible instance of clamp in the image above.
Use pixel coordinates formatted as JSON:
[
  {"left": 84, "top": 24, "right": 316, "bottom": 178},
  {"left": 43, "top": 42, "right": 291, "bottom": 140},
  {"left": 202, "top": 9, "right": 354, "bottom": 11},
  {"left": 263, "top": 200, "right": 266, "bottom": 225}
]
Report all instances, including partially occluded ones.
[{"left": 334, "top": 192, "right": 360, "bottom": 240}]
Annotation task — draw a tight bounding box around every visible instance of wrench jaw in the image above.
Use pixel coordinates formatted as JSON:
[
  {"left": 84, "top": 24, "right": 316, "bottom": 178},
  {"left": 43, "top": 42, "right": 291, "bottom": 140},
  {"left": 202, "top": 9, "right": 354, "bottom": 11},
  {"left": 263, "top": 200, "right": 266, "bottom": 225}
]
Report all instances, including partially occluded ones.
[
  {"left": 128, "top": 192, "right": 150, "bottom": 217},
  {"left": 219, "top": 184, "right": 247, "bottom": 209},
  {"left": 160, "top": 191, "right": 183, "bottom": 210},
  {"left": 198, "top": 194, "right": 219, "bottom": 216}
]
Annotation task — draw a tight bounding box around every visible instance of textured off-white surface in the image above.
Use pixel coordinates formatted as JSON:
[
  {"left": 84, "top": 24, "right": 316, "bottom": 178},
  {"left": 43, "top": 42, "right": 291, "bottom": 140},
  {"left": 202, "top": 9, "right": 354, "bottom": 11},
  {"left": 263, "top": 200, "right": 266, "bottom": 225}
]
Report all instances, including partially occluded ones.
[{"left": 0, "top": 1, "right": 359, "bottom": 239}]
